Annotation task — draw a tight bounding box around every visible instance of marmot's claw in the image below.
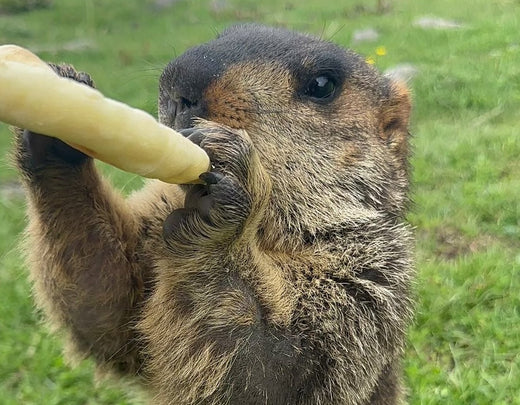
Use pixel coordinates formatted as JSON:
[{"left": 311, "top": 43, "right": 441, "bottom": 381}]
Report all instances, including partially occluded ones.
[
  {"left": 199, "top": 171, "right": 224, "bottom": 185},
  {"left": 48, "top": 63, "right": 96, "bottom": 88},
  {"left": 183, "top": 128, "right": 205, "bottom": 145},
  {"left": 76, "top": 71, "right": 95, "bottom": 87},
  {"left": 191, "top": 172, "right": 250, "bottom": 227}
]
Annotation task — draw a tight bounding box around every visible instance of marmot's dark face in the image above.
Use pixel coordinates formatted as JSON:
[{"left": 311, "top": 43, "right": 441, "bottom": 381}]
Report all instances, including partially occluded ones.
[{"left": 159, "top": 24, "right": 411, "bottom": 232}]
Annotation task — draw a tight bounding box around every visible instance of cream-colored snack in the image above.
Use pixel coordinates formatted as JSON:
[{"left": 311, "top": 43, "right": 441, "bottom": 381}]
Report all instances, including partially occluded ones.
[{"left": 0, "top": 45, "right": 210, "bottom": 184}]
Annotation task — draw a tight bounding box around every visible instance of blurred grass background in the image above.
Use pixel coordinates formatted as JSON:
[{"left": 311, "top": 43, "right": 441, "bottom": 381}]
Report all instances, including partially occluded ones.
[{"left": 0, "top": 0, "right": 519, "bottom": 403}]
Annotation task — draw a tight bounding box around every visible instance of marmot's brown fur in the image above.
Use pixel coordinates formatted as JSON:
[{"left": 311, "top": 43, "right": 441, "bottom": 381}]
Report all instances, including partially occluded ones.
[{"left": 14, "top": 24, "right": 414, "bottom": 404}]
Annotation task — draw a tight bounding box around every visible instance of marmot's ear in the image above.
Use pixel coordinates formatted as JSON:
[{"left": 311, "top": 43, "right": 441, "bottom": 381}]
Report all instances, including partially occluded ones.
[{"left": 379, "top": 79, "right": 412, "bottom": 165}]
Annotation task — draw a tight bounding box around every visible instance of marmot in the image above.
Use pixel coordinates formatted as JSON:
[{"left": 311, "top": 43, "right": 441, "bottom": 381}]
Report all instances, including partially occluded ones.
[{"left": 14, "top": 24, "right": 414, "bottom": 404}]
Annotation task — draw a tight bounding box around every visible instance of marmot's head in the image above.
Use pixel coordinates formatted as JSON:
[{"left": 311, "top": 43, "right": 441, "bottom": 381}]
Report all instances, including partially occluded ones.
[{"left": 159, "top": 24, "right": 411, "bottom": 236}]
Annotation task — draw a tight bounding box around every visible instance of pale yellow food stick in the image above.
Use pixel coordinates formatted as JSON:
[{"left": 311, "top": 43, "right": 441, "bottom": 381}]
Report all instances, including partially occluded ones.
[{"left": 0, "top": 44, "right": 210, "bottom": 184}]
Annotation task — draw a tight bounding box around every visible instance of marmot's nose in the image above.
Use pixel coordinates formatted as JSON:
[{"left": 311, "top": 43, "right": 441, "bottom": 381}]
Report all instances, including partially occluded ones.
[
  {"left": 170, "top": 93, "right": 205, "bottom": 131},
  {"left": 160, "top": 45, "right": 225, "bottom": 130},
  {"left": 159, "top": 89, "right": 206, "bottom": 131}
]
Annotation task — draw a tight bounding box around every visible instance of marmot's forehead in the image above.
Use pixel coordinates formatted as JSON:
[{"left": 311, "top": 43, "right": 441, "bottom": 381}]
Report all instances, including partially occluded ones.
[
  {"left": 216, "top": 24, "right": 348, "bottom": 64},
  {"left": 162, "top": 24, "right": 372, "bottom": 92},
  {"left": 211, "top": 24, "right": 365, "bottom": 75}
]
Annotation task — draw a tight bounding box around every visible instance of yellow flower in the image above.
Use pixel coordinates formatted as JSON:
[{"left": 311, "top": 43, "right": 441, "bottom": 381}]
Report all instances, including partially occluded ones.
[
  {"left": 375, "top": 46, "right": 387, "bottom": 56},
  {"left": 366, "top": 56, "right": 376, "bottom": 65}
]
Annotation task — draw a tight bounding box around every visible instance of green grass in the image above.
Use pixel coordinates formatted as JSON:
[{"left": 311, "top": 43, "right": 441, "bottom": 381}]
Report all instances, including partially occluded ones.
[{"left": 1, "top": 0, "right": 519, "bottom": 403}]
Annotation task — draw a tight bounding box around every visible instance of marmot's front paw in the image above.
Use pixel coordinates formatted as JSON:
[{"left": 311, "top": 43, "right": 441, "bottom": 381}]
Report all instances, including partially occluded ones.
[
  {"left": 16, "top": 64, "right": 95, "bottom": 172},
  {"left": 163, "top": 124, "right": 256, "bottom": 245}
]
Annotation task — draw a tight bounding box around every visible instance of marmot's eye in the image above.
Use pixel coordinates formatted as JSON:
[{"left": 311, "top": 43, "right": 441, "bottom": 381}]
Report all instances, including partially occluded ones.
[{"left": 305, "top": 75, "right": 336, "bottom": 100}]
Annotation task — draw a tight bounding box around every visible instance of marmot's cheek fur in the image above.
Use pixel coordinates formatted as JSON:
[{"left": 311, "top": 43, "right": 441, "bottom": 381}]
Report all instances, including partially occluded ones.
[{"left": 15, "top": 24, "right": 414, "bottom": 405}]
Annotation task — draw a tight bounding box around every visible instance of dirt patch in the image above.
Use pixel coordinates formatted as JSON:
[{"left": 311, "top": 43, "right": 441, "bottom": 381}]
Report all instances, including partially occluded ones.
[
  {"left": 0, "top": 180, "right": 25, "bottom": 200},
  {"left": 432, "top": 226, "right": 496, "bottom": 260},
  {"left": 413, "top": 16, "right": 466, "bottom": 30}
]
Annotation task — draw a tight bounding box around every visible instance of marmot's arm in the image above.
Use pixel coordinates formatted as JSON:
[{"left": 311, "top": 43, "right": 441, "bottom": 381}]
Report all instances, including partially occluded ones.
[{"left": 13, "top": 64, "right": 176, "bottom": 374}]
